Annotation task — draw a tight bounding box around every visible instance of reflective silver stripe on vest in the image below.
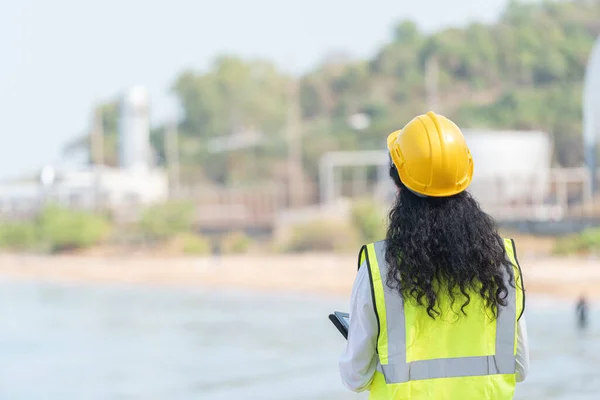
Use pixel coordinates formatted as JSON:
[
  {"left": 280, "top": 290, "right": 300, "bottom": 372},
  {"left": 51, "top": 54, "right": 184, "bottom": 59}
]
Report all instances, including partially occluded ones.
[{"left": 370, "top": 240, "right": 517, "bottom": 383}]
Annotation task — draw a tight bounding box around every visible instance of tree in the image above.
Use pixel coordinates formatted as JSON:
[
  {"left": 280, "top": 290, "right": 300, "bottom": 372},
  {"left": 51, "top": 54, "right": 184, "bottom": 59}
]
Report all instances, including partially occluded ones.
[{"left": 66, "top": 0, "right": 600, "bottom": 182}]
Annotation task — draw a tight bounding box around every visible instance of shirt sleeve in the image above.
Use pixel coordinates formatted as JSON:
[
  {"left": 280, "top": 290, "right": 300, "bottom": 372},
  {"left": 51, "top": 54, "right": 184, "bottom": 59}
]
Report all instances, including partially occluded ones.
[
  {"left": 338, "top": 261, "right": 379, "bottom": 392},
  {"left": 515, "top": 313, "right": 530, "bottom": 382}
]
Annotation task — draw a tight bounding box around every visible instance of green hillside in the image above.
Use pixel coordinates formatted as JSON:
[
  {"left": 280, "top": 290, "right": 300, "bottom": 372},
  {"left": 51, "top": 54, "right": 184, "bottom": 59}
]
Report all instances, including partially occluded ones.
[{"left": 77, "top": 0, "right": 600, "bottom": 186}]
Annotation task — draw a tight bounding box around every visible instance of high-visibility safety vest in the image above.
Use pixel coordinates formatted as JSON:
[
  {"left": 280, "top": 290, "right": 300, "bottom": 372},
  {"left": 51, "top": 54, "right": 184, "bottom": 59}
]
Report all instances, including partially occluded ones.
[{"left": 357, "top": 238, "right": 525, "bottom": 400}]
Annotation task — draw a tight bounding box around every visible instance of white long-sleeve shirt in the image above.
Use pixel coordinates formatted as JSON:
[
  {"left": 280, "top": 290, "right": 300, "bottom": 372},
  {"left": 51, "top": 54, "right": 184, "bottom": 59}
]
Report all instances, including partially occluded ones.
[{"left": 339, "top": 263, "right": 530, "bottom": 392}]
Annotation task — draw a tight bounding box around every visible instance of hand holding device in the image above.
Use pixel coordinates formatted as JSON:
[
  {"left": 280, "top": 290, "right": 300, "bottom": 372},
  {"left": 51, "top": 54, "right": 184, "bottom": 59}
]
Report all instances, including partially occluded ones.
[{"left": 328, "top": 311, "right": 349, "bottom": 339}]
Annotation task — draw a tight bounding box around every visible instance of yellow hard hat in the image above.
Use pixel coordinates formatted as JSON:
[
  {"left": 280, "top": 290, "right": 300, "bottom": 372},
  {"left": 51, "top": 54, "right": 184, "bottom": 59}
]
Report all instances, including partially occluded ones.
[{"left": 387, "top": 111, "right": 473, "bottom": 197}]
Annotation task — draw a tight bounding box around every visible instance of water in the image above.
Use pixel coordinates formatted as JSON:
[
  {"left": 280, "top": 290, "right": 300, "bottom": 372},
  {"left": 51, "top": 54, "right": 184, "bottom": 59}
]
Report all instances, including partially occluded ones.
[{"left": 0, "top": 280, "right": 598, "bottom": 399}]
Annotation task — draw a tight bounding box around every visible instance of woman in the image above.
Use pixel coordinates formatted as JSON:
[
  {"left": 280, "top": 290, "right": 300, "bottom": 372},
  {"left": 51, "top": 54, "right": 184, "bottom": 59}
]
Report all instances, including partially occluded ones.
[{"left": 339, "top": 112, "right": 529, "bottom": 399}]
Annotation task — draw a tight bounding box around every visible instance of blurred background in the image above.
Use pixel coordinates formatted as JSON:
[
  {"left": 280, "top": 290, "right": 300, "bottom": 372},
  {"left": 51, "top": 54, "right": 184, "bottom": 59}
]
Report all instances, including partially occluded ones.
[{"left": 1, "top": 0, "right": 600, "bottom": 399}]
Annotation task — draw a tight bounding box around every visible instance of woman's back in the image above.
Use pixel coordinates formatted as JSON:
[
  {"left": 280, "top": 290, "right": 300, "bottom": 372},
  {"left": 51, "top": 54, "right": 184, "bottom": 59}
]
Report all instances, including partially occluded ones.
[{"left": 339, "top": 112, "right": 529, "bottom": 400}]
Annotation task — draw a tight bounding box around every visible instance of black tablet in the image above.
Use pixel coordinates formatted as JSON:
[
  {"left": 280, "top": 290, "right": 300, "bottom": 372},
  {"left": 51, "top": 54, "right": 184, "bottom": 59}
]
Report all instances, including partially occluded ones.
[{"left": 328, "top": 311, "right": 350, "bottom": 339}]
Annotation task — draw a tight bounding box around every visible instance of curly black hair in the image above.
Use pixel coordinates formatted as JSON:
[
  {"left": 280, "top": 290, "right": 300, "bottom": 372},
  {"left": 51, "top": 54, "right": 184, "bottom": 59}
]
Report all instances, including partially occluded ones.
[{"left": 385, "top": 159, "right": 513, "bottom": 319}]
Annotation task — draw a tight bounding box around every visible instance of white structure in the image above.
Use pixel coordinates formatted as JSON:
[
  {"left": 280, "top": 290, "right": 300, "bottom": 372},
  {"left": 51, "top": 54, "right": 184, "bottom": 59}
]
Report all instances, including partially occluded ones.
[
  {"left": 319, "top": 131, "right": 553, "bottom": 206},
  {"left": 584, "top": 36, "right": 600, "bottom": 191},
  {"left": 0, "top": 183, "right": 41, "bottom": 216},
  {"left": 0, "top": 166, "right": 168, "bottom": 218},
  {"left": 119, "top": 86, "right": 150, "bottom": 171},
  {"left": 463, "top": 130, "right": 553, "bottom": 205},
  {"left": 319, "top": 150, "right": 390, "bottom": 204},
  {"left": 48, "top": 167, "right": 168, "bottom": 208},
  {"left": 318, "top": 130, "right": 556, "bottom": 220}
]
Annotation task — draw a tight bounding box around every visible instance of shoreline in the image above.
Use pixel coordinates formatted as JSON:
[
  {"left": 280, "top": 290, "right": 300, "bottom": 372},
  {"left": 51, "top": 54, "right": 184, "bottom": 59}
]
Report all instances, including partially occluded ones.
[{"left": 1, "top": 253, "right": 599, "bottom": 301}]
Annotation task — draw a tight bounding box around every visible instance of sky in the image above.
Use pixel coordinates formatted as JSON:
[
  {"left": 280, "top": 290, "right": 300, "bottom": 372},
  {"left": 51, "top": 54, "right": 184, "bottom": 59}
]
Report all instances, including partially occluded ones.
[{"left": 0, "top": 0, "right": 509, "bottom": 180}]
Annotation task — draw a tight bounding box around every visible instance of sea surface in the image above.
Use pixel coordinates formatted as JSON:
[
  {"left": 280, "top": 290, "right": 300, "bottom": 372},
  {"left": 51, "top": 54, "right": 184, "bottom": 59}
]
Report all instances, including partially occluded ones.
[{"left": 0, "top": 279, "right": 598, "bottom": 399}]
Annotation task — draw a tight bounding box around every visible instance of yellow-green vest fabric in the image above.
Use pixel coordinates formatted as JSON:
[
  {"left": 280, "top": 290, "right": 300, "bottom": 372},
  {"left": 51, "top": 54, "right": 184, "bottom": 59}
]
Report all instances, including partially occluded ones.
[{"left": 358, "top": 238, "right": 525, "bottom": 400}]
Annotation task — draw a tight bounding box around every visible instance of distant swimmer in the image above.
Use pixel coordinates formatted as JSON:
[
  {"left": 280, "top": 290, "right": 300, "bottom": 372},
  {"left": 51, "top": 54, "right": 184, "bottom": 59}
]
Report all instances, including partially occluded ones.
[{"left": 576, "top": 295, "right": 589, "bottom": 330}]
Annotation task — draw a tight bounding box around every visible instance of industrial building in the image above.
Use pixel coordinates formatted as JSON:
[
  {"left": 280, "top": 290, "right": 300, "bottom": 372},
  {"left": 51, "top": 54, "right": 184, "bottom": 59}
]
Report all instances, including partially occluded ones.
[
  {"left": 3, "top": 33, "right": 600, "bottom": 233},
  {"left": 0, "top": 86, "right": 168, "bottom": 219},
  {"left": 317, "top": 130, "right": 554, "bottom": 206},
  {"left": 317, "top": 127, "right": 595, "bottom": 226}
]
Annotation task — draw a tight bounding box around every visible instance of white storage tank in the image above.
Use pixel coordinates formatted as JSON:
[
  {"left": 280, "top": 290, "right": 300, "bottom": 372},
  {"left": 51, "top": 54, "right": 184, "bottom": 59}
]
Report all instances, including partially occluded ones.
[
  {"left": 463, "top": 130, "right": 553, "bottom": 205},
  {"left": 119, "top": 86, "right": 150, "bottom": 171},
  {"left": 584, "top": 36, "right": 600, "bottom": 190}
]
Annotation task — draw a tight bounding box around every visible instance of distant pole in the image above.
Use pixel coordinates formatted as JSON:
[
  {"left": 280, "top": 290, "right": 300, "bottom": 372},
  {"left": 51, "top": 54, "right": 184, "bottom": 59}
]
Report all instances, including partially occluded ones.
[
  {"left": 165, "top": 119, "right": 180, "bottom": 196},
  {"left": 90, "top": 107, "right": 104, "bottom": 210},
  {"left": 425, "top": 56, "right": 440, "bottom": 112},
  {"left": 586, "top": 145, "right": 597, "bottom": 195},
  {"left": 286, "top": 79, "right": 304, "bottom": 208},
  {"left": 377, "top": 162, "right": 388, "bottom": 203},
  {"left": 353, "top": 167, "right": 367, "bottom": 197},
  {"left": 90, "top": 107, "right": 104, "bottom": 166}
]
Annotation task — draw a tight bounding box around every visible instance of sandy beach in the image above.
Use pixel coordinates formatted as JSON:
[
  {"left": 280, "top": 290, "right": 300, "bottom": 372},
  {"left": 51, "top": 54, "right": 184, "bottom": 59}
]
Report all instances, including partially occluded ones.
[{"left": 1, "top": 252, "right": 599, "bottom": 300}]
